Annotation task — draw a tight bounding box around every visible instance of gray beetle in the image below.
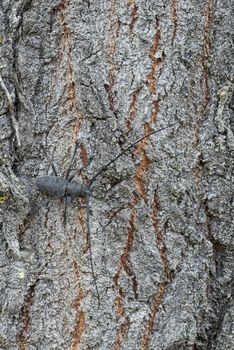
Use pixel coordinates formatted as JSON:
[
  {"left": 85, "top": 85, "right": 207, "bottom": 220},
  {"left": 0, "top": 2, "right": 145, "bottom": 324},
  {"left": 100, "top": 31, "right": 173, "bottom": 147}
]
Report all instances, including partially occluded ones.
[
  {"left": 35, "top": 176, "right": 91, "bottom": 199},
  {"left": 35, "top": 123, "right": 178, "bottom": 307}
]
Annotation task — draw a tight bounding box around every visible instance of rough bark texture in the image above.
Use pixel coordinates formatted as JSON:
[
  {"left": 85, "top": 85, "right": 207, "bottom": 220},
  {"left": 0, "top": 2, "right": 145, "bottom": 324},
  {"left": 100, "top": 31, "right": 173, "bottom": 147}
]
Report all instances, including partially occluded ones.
[{"left": 0, "top": 0, "right": 233, "bottom": 349}]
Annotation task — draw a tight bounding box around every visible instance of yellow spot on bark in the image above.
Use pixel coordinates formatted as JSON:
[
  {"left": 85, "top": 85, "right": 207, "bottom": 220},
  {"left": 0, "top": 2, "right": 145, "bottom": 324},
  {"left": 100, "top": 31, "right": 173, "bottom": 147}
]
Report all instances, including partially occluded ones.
[{"left": 0, "top": 194, "right": 8, "bottom": 202}]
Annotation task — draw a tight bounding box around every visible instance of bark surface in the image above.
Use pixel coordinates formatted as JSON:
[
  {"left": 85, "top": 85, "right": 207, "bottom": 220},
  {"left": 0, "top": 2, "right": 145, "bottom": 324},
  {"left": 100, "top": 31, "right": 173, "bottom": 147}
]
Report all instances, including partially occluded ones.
[{"left": 0, "top": 1, "right": 233, "bottom": 349}]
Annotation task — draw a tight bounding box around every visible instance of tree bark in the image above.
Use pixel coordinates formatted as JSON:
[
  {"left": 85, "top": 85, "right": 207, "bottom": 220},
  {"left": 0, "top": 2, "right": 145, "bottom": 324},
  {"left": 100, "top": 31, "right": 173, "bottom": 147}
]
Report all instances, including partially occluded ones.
[{"left": 0, "top": 0, "right": 233, "bottom": 349}]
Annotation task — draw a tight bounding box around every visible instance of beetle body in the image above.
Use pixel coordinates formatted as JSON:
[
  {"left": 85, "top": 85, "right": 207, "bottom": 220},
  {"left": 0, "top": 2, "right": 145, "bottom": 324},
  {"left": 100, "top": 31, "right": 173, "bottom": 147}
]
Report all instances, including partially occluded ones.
[{"left": 35, "top": 176, "right": 91, "bottom": 198}]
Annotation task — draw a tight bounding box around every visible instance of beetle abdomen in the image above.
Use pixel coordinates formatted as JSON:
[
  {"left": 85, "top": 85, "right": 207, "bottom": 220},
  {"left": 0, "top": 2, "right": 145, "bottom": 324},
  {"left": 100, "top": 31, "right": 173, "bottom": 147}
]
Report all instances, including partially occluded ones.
[
  {"left": 66, "top": 181, "right": 91, "bottom": 197},
  {"left": 35, "top": 176, "right": 66, "bottom": 198}
]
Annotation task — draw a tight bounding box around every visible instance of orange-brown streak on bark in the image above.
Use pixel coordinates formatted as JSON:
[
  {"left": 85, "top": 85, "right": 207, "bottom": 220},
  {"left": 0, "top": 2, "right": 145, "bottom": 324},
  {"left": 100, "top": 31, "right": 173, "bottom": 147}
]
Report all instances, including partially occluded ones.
[
  {"left": 55, "top": 1, "right": 84, "bottom": 142},
  {"left": 134, "top": 123, "right": 152, "bottom": 200},
  {"left": 127, "top": 0, "right": 138, "bottom": 32},
  {"left": 113, "top": 269, "right": 120, "bottom": 287},
  {"left": 138, "top": 27, "right": 162, "bottom": 199},
  {"left": 134, "top": 152, "right": 151, "bottom": 199},
  {"left": 171, "top": 0, "right": 177, "bottom": 45},
  {"left": 18, "top": 284, "right": 36, "bottom": 350},
  {"left": 125, "top": 88, "right": 141, "bottom": 132},
  {"left": 122, "top": 201, "right": 138, "bottom": 298},
  {"left": 113, "top": 197, "right": 139, "bottom": 298},
  {"left": 133, "top": 90, "right": 160, "bottom": 200},
  {"left": 112, "top": 317, "right": 130, "bottom": 350},
  {"left": 55, "top": 0, "right": 70, "bottom": 13},
  {"left": 141, "top": 192, "right": 172, "bottom": 350},
  {"left": 73, "top": 260, "right": 81, "bottom": 282},
  {"left": 77, "top": 208, "right": 89, "bottom": 254},
  {"left": 115, "top": 288, "right": 125, "bottom": 317},
  {"left": 71, "top": 311, "right": 85, "bottom": 350},
  {"left": 79, "top": 143, "right": 89, "bottom": 166},
  {"left": 202, "top": 0, "right": 213, "bottom": 109},
  {"left": 147, "top": 25, "right": 163, "bottom": 132},
  {"left": 152, "top": 192, "right": 171, "bottom": 279},
  {"left": 141, "top": 282, "right": 168, "bottom": 350},
  {"left": 148, "top": 28, "right": 161, "bottom": 95},
  {"left": 71, "top": 261, "right": 86, "bottom": 350},
  {"left": 150, "top": 99, "right": 161, "bottom": 125}
]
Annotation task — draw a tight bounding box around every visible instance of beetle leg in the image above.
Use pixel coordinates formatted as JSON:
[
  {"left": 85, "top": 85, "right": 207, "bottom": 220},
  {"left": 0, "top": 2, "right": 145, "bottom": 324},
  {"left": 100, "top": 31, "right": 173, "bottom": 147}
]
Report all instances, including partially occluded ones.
[{"left": 63, "top": 195, "right": 72, "bottom": 204}]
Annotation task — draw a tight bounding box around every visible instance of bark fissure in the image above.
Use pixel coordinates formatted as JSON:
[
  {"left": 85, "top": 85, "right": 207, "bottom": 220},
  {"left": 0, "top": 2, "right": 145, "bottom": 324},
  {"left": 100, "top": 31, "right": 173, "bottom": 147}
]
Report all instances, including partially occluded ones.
[
  {"left": 141, "top": 191, "right": 174, "bottom": 350},
  {"left": 202, "top": 0, "right": 213, "bottom": 108}
]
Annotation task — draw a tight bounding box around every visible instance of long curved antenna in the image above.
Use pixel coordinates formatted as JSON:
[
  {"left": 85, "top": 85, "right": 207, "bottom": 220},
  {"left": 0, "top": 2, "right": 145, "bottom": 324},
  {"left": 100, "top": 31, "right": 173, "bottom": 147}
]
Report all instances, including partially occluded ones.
[
  {"left": 85, "top": 196, "right": 100, "bottom": 308},
  {"left": 65, "top": 141, "right": 80, "bottom": 181},
  {"left": 89, "top": 122, "right": 178, "bottom": 185},
  {"left": 68, "top": 156, "right": 94, "bottom": 182}
]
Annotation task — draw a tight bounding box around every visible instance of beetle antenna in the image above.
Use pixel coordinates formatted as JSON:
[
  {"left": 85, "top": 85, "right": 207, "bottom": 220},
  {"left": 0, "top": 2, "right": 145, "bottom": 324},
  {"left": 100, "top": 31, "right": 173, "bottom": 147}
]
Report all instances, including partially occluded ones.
[
  {"left": 65, "top": 140, "right": 80, "bottom": 181},
  {"left": 85, "top": 196, "right": 101, "bottom": 308},
  {"left": 41, "top": 146, "right": 58, "bottom": 177},
  {"left": 89, "top": 122, "right": 178, "bottom": 185}
]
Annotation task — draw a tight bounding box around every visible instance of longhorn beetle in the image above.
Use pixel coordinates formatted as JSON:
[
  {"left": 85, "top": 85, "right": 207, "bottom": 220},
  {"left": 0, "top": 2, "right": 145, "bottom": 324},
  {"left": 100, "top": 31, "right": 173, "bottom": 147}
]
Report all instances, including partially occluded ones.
[{"left": 35, "top": 122, "right": 178, "bottom": 307}]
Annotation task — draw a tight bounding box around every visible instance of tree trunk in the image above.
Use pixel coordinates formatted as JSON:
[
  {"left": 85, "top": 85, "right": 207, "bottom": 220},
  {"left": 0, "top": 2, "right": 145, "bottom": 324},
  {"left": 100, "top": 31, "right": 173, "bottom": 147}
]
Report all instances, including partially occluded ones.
[{"left": 0, "top": 0, "right": 233, "bottom": 349}]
